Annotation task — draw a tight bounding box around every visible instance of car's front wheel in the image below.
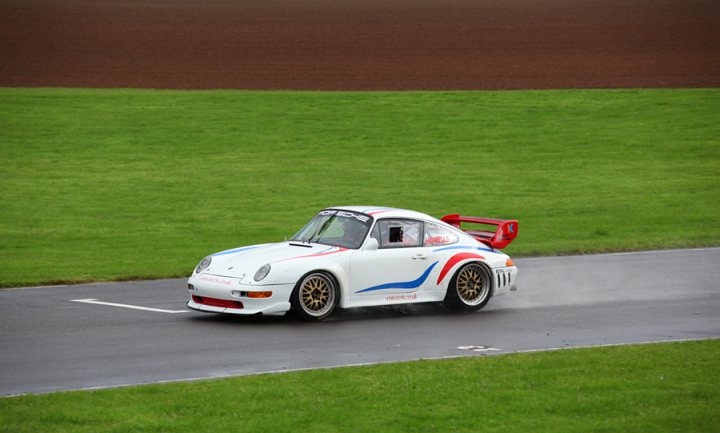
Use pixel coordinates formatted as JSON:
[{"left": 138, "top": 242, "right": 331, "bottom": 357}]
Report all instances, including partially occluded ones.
[
  {"left": 291, "top": 272, "right": 339, "bottom": 321},
  {"left": 444, "top": 262, "right": 492, "bottom": 312}
]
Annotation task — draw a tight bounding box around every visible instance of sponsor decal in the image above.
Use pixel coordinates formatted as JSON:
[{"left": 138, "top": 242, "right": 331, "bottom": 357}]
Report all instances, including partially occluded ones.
[
  {"left": 336, "top": 210, "right": 371, "bottom": 223},
  {"left": 425, "top": 235, "right": 451, "bottom": 246},
  {"left": 198, "top": 276, "right": 232, "bottom": 286},
  {"left": 386, "top": 293, "right": 417, "bottom": 302},
  {"left": 319, "top": 209, "right": 371, "bottom": 223}
]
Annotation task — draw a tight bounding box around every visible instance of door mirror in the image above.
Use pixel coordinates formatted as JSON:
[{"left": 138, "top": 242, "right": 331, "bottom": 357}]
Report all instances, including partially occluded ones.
[{"left": 364, "top": 237, "right": 379, "bottom": 251}]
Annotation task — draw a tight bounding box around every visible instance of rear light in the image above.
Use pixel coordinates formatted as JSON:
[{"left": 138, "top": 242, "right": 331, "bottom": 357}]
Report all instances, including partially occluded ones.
[
  {"left": 192, "top": 295, "right": 244, "bottom": 309},
  {"left": 247, "top": 291, "right": 273, "bottom": 299}
]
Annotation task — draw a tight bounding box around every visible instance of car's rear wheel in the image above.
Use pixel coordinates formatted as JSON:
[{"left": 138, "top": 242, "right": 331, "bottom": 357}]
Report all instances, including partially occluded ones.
[
  {"left": 291, "top": 272, "right": 339, "bottom": 321},
  {"left": 444, "top": 262, "right": 492, "bottom": 311}
]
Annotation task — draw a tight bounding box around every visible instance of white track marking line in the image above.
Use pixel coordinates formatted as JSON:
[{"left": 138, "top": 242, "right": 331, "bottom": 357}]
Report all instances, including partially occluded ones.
[
  {"left": 457, "top": 345, "right": 501, "bottom": 352},
  {"left": 70, "top": 298, "right": 188, "bottom": 314}
]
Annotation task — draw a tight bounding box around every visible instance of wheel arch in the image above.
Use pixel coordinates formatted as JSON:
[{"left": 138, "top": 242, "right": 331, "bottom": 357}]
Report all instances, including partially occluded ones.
[
  {"left": 289, "top": 269, "right": 343, "bottom": 321},
  {"left": 443, "top": 259, "right": 495, "bottom": 312},
  {"left": 286, "top": 262, "right": 348, "bottom": 306},
  {"left": 291, "top": 268, "right": 342, "bottom": 301},
  {"left": 441, "top": 258, "right": 494, "bottom": 293}
]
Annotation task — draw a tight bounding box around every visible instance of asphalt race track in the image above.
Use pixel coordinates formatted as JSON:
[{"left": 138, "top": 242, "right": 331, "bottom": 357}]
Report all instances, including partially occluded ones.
[{"left": 1, "top": 248, "right": 719, "bottom": 396}]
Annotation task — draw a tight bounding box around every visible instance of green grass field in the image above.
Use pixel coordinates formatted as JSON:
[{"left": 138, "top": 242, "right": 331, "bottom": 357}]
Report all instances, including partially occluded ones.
[
  {"left": 1, "top": 340, "right": 718, "bottom": 433},
  {"left": 1, "top": 88, "right": 719, "bottom": 287}
]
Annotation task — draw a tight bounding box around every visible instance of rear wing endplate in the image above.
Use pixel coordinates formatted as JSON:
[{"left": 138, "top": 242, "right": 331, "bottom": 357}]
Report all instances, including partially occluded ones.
[{"left": 441, "top": 214, "right": 518, "bottom": 249}]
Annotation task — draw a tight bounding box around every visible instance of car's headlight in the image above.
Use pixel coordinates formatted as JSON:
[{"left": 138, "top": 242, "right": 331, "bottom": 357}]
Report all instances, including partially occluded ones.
[
  {"left": 254, "top": 264, "right": 271, "bottom": 282},
  {"left": 195, "top": 256, "right": 212, "bottom": 274}
]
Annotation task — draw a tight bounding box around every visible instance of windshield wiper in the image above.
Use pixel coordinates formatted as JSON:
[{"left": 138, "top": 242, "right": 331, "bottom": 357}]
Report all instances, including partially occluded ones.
[{"left": 309, "top": 217, "right": 334, "bottom": 244}]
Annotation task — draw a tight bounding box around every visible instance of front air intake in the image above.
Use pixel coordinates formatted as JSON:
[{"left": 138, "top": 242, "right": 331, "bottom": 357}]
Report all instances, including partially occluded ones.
[{"left": 192, "top": 295, "right": 244, "bottom": 309}]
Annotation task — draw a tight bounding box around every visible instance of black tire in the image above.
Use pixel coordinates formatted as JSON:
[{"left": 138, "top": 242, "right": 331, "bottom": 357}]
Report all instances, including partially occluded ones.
[
  {"left": 444, "top": 262, "right": 492, "bottom": 312},
  {"left": 291, "top": 272, "right": 339, "bottom": 321}
]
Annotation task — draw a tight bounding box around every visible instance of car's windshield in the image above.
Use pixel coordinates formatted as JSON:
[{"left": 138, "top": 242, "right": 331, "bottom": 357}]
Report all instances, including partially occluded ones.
[{"left": 290, "top": 209, "right": 373, "bottom": 249}]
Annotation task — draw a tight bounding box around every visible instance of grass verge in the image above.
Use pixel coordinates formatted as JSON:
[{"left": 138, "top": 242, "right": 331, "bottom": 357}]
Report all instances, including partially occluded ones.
[
  {"left": 1, "top": 340, "right": 718, "bottom": 433},
  {"left": 1, "top": 88, "right": 718, "bottom": 287}
]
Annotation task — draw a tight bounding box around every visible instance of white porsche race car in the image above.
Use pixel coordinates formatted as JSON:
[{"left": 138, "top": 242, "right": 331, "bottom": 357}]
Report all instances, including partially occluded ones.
[{"left": 187, "top": 206, "right": 518, "bottom": 321}]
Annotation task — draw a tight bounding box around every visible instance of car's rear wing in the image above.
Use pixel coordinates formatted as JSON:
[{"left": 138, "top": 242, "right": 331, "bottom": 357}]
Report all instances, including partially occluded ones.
[{"left": 441, "top": 214, "right": 518, "bottom": 249}]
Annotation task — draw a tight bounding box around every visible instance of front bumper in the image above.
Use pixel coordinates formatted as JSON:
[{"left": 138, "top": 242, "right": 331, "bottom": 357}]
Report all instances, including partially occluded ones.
[{"left": 187, "top": 274, "right": 293, "bottom": 315}]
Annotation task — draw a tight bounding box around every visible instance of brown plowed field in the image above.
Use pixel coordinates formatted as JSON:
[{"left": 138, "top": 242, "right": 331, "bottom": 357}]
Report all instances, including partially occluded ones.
[{"left": 1, "top": 0, "right": 719, "bottom": 90}]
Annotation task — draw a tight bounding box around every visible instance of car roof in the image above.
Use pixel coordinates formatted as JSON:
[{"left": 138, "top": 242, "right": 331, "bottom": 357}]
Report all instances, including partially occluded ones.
[{"left": 328, "top": 206, "right": 441, "bottom": 223}]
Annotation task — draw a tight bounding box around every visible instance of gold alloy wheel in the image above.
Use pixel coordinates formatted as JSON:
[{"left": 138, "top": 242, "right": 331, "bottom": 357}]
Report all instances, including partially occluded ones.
[
  {"left": 456, "top": 265, "right": 488, "bottom": 305},
  {"left": 300, "top": 274, "right": 335, "bottom": 316}
]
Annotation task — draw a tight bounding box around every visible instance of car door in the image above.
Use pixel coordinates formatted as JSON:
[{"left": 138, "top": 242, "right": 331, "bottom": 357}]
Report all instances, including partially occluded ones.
[{"left": 348, "top": 219, "right": 437, "bottom": 303}]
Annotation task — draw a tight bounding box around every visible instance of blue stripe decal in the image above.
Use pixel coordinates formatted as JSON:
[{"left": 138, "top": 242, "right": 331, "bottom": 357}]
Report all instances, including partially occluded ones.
[
  {"left": 432, "top": 245, "right": 498, "bottom": 254},
  {"left": 212, "top": 246, "right": 261, "bottom": 257},
  {"left": 355, "top": 261, "right": 438, "bottom": 293}
]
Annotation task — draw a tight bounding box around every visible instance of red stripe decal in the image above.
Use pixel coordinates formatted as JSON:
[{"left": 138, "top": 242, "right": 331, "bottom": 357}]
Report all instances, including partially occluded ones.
[
  {"left": 437, "top": 252, "right": 485, "bottom": 285},
  {"left": 281, "top": 247, "right": 348, "bottom": 261}
]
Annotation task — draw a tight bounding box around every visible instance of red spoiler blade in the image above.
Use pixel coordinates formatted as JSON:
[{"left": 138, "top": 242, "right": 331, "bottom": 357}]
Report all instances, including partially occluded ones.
[{"left": 441, "top": 214, "right": 518, "bottom": 249}]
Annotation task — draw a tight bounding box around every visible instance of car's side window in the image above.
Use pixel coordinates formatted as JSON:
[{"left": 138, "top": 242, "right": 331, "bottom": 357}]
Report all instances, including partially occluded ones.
[
  {"left": 370, "top": 224, "right": 381, "bottom": 243},
  {"left": 423, "top": 222, "right": 459, "bottom": 247},
  {"left": 376, "top": 219, "right": 423, "bottom": 248}
]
